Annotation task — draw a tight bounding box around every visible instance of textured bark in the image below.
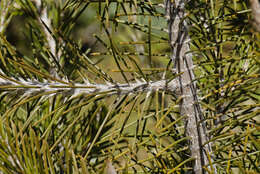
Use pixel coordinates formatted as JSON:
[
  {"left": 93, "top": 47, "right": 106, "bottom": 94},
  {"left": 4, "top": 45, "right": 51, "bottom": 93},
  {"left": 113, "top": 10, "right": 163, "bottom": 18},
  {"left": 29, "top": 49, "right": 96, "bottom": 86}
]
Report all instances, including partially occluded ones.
[
  {"left": 165, "top": 0, "right": 212, "bottom": 173},
  {"left": 0, "top": 1, "right": 12, "bottom": 34},
  {"left": 251, "top": 0, "right": 260, "bottom": 32},
  {"left": 0, "top": 72, "right": 179, "bottom": 98},
  {"left": 34, "top": 0, "right": 61, "bottom": 78}
]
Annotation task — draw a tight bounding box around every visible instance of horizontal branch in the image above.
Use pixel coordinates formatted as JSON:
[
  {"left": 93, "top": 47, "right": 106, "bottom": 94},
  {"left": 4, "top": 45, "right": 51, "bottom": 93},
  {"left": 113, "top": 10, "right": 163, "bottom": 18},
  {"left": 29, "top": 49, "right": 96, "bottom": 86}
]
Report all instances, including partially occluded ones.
[{"left": 0, "top": 76, "right": 179, "bottom": 98}]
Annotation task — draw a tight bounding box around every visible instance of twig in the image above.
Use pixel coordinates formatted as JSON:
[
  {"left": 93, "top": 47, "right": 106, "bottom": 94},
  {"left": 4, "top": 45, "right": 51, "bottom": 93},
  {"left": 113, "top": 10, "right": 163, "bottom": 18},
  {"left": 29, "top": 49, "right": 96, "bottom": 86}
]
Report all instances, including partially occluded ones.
[
  {"left": 0, "top": 1, "right": 12, "bottom": 33},
  {"left": 34, "top": 0, "right": 61, "bottom": 78},
  {"left": 250, "top": 0, "right": 260, "bottom": 32},
  {"left": 0, "top": 74, "right": 179, "bottom": 98}
]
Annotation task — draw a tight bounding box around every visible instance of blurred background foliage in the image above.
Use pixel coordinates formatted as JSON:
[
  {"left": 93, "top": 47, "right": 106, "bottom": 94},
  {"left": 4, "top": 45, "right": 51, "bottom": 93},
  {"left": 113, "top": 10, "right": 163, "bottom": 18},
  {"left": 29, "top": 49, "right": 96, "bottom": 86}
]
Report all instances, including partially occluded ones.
[{"left": 0, "top": 0, "right": 259, "bottom": 173}]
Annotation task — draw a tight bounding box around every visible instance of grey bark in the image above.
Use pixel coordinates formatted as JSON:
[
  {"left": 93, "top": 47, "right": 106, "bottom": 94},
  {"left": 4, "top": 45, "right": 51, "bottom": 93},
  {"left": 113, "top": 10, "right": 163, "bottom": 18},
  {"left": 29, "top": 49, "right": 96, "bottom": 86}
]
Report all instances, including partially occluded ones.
[
  {"left": 165, "top": 0, "right": 213, "bottom": 173},
  {"left": 0, "top": 72, "right": 179, "bottom": 98},
  {"left": 250, "top": 0, "right": 260, "bottom": 32}
]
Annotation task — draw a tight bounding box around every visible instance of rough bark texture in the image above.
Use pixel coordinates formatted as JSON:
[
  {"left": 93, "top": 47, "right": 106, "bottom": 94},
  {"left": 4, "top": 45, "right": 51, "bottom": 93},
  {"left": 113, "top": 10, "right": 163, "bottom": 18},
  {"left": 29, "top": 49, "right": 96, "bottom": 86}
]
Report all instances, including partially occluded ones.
[
  {"left": 0, "top": 73, "right": 179, "bottom": 98},
  {"left": 165, "top": 0, "right": 212, "bottom": 173},
  {"left": 251, "top": 0, "right": 260, "bottom": 32},
  {"left": 0, "top": 1, "right": 12, "bottom": 34}
]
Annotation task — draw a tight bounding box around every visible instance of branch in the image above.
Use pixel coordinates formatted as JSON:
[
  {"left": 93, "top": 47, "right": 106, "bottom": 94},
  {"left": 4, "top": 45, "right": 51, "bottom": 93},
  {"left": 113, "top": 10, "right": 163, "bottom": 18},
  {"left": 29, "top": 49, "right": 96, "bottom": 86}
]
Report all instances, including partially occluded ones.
[
  {"left": 250, "top": 0, "right": 260, "bottom": 32},
  {"left": 165, "top": 0, "right": 214, "bottom": 173},
  {"left": 0, "top": 74, "right": 179, "bottom": 99},
  {"left": 0, "top": 0, "right": 13, "bottom": 34},
  {"left": 34, "top": 0, "right": 61, "bottom": 78}
]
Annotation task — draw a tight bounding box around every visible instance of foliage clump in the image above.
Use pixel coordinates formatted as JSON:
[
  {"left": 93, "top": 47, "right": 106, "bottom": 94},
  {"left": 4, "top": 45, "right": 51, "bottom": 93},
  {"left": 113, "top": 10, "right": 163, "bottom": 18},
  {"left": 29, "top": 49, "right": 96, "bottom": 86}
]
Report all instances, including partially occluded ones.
[{"left": 0, "top": 0, "right": 259, "bottom": 173}]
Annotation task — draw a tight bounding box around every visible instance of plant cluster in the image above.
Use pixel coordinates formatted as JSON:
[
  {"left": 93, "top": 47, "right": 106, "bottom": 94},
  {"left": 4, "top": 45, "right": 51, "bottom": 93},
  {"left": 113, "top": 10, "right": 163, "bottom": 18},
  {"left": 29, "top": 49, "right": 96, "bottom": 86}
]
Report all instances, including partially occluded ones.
[{"left": 0, "top": 0, "right": 259, "bottom": 173}]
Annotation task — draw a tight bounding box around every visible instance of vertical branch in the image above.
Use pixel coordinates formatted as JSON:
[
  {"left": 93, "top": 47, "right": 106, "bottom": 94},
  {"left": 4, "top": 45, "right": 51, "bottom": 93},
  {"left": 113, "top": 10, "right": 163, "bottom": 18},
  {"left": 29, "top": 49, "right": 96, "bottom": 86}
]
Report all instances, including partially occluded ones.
[
  {"left": 250, "top": 0, "right": 260, "bottom": 32},
  {"left": 0, "top": 0, "right": 12, "bottom": 34},
  {"left": 0, "top": 1, "right": 7, "bottom": 33},
  {"left": 34, "top": 0, "right": 60, "bottom": 78},
  {"left": 165, "top": 0, "right": 213, "bottom": 173}
]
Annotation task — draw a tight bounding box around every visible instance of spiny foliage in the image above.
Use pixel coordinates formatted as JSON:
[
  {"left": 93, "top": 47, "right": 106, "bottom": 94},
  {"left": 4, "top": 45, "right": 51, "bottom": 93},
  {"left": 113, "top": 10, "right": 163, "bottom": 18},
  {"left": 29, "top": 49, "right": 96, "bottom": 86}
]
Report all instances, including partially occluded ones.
[
  {"left": 0, "top": 0, "right": 259, "bottom": 173},
  {"left": 187, "top": 0, "right": 260, "bottom": 172}
]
